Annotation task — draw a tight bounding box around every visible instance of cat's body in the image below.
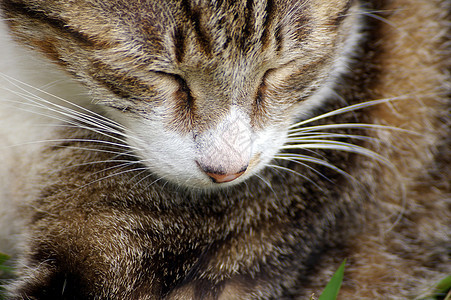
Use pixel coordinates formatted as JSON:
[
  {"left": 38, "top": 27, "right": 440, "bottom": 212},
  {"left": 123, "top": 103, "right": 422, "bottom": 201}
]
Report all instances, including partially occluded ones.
[{"left": 0, "top": 0, "right": 449, "bottom": 299}]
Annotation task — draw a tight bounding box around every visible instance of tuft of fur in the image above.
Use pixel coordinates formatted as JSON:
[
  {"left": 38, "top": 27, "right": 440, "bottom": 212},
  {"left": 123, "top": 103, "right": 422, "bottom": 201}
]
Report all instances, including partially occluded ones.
[{"left": 0, "top": 0, "right": 449, "bottom": 299}]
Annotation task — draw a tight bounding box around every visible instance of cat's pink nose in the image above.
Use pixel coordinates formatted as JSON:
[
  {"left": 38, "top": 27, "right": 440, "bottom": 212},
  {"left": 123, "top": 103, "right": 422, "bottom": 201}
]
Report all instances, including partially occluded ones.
[
  {"left": 205, "top": 170, "right": 245, "bottom": 183},
  {"left": 197, "top": 162, "right": 247, "bottom": 183}
]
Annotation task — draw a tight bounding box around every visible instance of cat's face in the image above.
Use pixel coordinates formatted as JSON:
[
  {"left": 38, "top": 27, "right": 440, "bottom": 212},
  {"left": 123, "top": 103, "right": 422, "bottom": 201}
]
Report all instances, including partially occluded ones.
[{"left": 2, "top": 0, "right": 360, "bottom": 189}]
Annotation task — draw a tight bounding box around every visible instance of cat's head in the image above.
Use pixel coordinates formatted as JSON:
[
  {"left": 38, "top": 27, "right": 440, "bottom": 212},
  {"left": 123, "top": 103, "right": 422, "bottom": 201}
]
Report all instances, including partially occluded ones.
[{"left": 2, "top": 0, "right": 360, "bottom": 189}]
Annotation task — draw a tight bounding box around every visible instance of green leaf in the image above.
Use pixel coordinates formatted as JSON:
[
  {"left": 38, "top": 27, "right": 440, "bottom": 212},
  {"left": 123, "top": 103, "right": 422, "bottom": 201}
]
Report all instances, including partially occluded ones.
[{"left": 318, "top": 260, "right": 346, "bottom": 300}]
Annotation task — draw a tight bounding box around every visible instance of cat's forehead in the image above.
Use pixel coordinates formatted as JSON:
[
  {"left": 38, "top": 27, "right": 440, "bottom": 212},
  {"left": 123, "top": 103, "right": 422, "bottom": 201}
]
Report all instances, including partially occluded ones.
[
  {"left": 3, "top": 0, "right": 353, "bottom": 30},
  {"left": 2, "top": 0, "right": 356, "bottom": 80}
]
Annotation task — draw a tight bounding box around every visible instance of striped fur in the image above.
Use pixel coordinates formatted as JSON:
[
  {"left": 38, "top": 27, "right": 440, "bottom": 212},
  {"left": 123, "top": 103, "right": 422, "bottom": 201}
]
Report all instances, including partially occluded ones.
[{"left": 0, "top": 0, "right": 449, "bottom": 299}]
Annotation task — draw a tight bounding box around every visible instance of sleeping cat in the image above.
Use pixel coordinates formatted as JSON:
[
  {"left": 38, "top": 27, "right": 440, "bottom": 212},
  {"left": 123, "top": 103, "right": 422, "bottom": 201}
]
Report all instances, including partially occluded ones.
[{"left": 0, "top": 0, "right": 449, "bottom": 299}]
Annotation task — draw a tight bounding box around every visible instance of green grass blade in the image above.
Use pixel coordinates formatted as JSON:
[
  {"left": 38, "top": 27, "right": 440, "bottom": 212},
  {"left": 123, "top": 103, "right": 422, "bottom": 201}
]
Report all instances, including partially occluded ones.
[
  {"left": 0, "top": 253, "right": 12, "bottom": 273},
  {"left": 434, "top": 276, "right": 451, "bottom": 297},
  {"left": 416, "top": 275, "right": 451, "bottom": 300},
  {"left": 0, "top": 253, "right": 11, "bottom": 272},
  {"left": 0, "top": 253, "right": 12, "bottom": 300},
  {"left": 318, "top": 260, "right": 346, "bottom": 300}
]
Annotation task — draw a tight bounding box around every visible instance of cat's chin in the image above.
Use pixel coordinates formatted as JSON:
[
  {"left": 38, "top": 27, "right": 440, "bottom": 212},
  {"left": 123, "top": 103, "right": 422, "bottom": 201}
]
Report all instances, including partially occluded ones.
[{"left": 177, "top": 174, "right": 250, "bottom": 190}]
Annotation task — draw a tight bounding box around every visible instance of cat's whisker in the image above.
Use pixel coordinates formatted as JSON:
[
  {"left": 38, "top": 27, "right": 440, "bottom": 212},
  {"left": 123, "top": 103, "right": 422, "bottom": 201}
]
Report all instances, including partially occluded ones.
[
  {"left": 288, "top": 93, "right": 436, "bottom": 129},
  {"left": 279, "top": 141, "right": 406, "bottom": 224},
  {"left": 83, "top": 154, "right": 158, "bottom": 187},
  {"left": 0, "top": 73, "right": 125, "bottom": 131},
  {"left": 288, "top": 123, "right": 414, "bottom": 135},
  {"left": 54, "top": 159, "right": 135, "bottom": 171},
  {"left": 6, "top": 139, "right": 140, "bottom": 155},
  {"left": 47, "top": 151, "right": 140, "bottom": 177},
  {"left": 251, "top": 172, "right": 282, "bottom": 202},
  {"left": 143, "top": 175, "right": 168, "bottom": 191},
  {"left": 39, "top": 144, "right": 141, "bottom": 174},
  {"left": 128, "top": 168, "right": 156, "bottom": 188},
  {"left": 265, "top": 163, "right": 325, "bottom": 190},
  {"left": 78, "top": 165, "right": 151, "bottom": 190},
  {"left": 3, "top": 90, "right": 128, "bottom": 137},
  {"left": 39, "top": 79, "right": 72, "bottom": 91},
  {"left": 1, "top": 88, "right": 123, "bottom": 132},
  {"left": 131, "top": 172, "right": 170, "bottom": 193},
  {"left": 2, "top": 93, "right": 143, "bottom": 149},
  {"left": 281, "top": 141, "right": 392, "bottom": 168},
  {"left": 0, "top": 73, "right": 146, "bottom": 146},
  {"left": 82, "top": 158, "right": 145, "bottom": 179},
  {"left": 270, "top": 153, "right": 334, "bottom": 183},
  {"left": 363, "top": 10, "right": 419, "bottom": 45},
  {"left": 385, "top": 178, "right": 408, "bottom": 232},
  {"left": 273, "top": 153, "right": 355, "bottom": 183},
  {"left": 253, "top": 172, "right": 274, "bottom": 190},
  {"left": 286, "top": 132, "right": 379, "bottom": 144},
  {"left": 46, "top": 158, "right": 138, "bottom": 178}
]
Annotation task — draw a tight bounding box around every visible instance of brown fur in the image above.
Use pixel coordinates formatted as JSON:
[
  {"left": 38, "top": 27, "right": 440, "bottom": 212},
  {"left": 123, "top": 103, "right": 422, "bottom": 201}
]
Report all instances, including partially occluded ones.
[{"left": 0, "top": 0, "right": 449, "bottom": 299}]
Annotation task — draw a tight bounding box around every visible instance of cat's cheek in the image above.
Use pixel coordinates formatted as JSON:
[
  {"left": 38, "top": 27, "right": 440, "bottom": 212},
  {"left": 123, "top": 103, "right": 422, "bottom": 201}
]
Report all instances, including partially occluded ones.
[
  {"left": 125, "top": 128, "right": 209, "bottom": 187},
  {"left": 248, "top": 125, "right": 288, "bottom": 173}
]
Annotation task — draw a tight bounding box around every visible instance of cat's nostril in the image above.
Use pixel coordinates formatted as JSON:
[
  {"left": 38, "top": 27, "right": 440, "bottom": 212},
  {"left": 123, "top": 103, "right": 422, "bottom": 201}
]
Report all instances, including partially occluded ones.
[{"left": 205, "top": 170, "right": 246, "bottom": 183}]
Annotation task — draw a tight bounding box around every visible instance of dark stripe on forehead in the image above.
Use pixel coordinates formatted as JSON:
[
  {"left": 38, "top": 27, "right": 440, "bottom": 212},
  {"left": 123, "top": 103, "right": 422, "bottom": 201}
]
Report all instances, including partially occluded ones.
[
  {"left": 173, "top": 26, "right": 186, "bottom": 63},
  {"left": 274, "top": 23, "right": 283, "bottom": 53},
  {"left": 261, "top": 0, "right": 275, "bottom": 50},
  {"left": 241, "top": 0, "right": 255, "bottom": 48},
  {"left": 180, "top": 0, "right": 213, "bottom": 57}
]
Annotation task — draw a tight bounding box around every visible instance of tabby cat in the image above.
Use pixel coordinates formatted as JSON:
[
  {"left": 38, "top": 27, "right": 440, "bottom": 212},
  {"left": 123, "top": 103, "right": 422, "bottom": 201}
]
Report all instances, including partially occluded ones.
[{"left": 0, "top": 0, "right": 449, "bottom": 299}]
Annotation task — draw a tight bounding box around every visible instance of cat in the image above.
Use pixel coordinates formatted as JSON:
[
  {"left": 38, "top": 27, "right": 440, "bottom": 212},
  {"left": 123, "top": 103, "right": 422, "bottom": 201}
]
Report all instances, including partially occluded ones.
[{"left": 0, "top": 0, "right": 449, "bottom": 299}]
